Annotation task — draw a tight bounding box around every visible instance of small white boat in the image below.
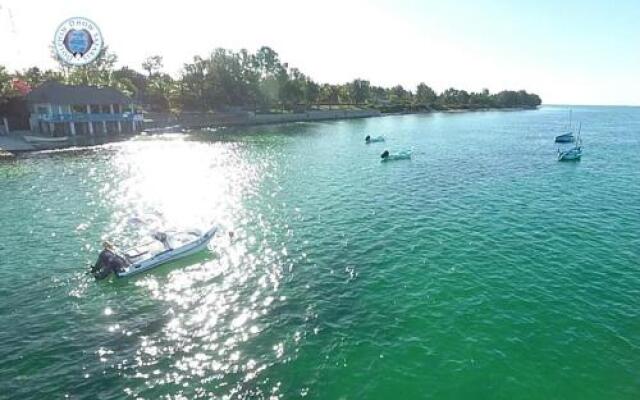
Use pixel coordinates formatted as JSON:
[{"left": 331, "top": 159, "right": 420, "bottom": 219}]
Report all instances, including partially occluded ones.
[
  {"left": 143, "top": 125, "right": 183, "bottom": 134},
  {"left": 365, "top": 135, "right": 385, "bottom": 143},
  {"left": 23, "top": 135, "right": 69, "bottom": 143},
  {"left": 381, "top": 149, "right": 412, "bottom": 162},
  {"left": 92, "top": 226, "right": 217, "bottom": 279}
]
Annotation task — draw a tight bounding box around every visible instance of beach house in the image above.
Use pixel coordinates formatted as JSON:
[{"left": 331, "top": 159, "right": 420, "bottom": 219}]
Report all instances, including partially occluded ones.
[{"left": 26, "top": 82, "right": 143, "bottom": 136}]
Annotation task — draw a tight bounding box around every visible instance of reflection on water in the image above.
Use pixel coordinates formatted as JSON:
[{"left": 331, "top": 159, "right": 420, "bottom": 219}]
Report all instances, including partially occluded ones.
[
  {"left": 106, "top": 137, "right": 248, "bottom": 240},
  {"left": 86, "top": 135, "right": 295, "bottom": 398}
]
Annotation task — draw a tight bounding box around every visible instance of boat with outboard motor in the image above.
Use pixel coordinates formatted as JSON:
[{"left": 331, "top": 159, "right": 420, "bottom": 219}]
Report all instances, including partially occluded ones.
[
  {"left": 381, "top": 149, "right": 412, "bottom": 162},
  {"left": 365, "top": 135, "right": 385, "bottom": 143},
  {"left": 91, "top": 226, "right": 217, "bottom": 280}
]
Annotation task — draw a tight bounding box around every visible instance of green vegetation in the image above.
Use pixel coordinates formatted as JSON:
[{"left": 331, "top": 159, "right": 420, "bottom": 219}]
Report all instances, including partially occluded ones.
[{"left": 0, "top": 46, "right": 541, "bottom": 113}]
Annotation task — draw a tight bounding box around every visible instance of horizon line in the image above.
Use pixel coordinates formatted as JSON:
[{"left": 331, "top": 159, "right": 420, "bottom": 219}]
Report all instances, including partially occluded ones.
[{"left": 542, "top": 103, "right": 640, "bottom": 108}]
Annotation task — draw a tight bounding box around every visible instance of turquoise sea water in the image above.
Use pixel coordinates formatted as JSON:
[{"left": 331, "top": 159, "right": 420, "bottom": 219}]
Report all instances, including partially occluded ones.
[{"left": 0, "top": 106, "right": 638, "bottom": 399}]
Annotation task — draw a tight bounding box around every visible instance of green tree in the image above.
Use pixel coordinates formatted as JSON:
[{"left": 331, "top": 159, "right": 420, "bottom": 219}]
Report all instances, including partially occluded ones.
[
  {"left": 0, "top": 65, "right": 18, "bottom": 102},
  {"left": 112, "top": 67, "right": 147, "bottom": 100},
  {"left": 369, "top": 86, "right": 389, "bottom": 104},
  {"left": 179, "top": 56, "right": 207, "bottom": 110},
  {"left": 348, "top": 79, "right": 370, "bottom": 104},
  {"left": 439, "top": 88, "right": 470, "bottom": 107},
  {"left": 146, "top": 73, "right": 178, "bottom": 111},
  {"left": 390, "top": 85, "right": 410, "bottom": 103},
  {"left": 319, "top": 84, "right": 340, "bottom": 104},
  {"left": 56, "top": 46, "right": 119, "bottom": 87},
  {"left": 38, "top": 43, "right": 541, "bottom": 113},
  {"left": 494, "top": 90, "right": 519, "bottom": 107},
  {"left": 304, "top": 79, "right": 320, "bottom": 105},
  {"left": 14, "top": 67, "right": 62, "bottom": 87},
  {"left": 280, "top": 67, "right": 306, "bottom": 106},
  {"left": 141, "top": 55, "right": 163, "bottom": 77},
  {"left": 415, "top": 83, "right": 437, "bottom": 105},
  {"left": 254, "top": 46, "right": 283, "bottom": 78}
]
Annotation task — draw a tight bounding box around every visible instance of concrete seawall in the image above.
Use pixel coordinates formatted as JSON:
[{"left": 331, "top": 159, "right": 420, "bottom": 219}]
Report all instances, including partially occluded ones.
[
  {"left": 0, "top": 135, "right": 35, "bottom": 156},
  {"left": 144, "top": 109, "right": 381, "bottom": 129}
]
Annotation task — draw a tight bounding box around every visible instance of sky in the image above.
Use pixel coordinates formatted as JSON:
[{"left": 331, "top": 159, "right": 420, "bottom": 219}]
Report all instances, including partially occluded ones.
[{"left": 0, "top": 0, "right": 639, "bottom": 105}]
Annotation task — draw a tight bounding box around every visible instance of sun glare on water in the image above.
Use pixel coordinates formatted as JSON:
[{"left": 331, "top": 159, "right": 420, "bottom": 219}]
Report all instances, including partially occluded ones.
[{"left": 89, "top": 135, "right": 290, "bottom": 396}]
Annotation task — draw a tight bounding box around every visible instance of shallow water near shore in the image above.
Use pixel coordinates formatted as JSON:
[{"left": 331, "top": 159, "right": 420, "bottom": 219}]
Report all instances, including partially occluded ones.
[{"left": 0, "top": 106, "right": 639, "bottom": 399}]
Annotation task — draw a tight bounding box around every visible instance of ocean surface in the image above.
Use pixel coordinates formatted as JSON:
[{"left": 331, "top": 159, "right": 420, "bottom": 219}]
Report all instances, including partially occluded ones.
[{"left": 0, "top": 106, "right": 638, "bottom": 399}]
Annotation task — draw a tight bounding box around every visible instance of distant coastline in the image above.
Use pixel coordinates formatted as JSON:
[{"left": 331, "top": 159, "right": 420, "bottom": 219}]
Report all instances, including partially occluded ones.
[
  {"left": 1, "top": 45, "right": 542, "bottom": 156},
  {"left": 1, "top": 46, "right": 541, "bottom": 131},
  {"left": 0, "top": 105, "right": 542, "bottom": 156},
  {"left": 378, "top": 105, "right": 538, "bottom": 116},
  {"left": 143, "top": 105, "right": 540, "bottom": 131}
]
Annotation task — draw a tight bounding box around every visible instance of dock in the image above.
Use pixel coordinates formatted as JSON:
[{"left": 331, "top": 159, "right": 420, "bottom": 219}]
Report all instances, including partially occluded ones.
[
  {"left": 0, "top": 134, "right": 35, "bottom": 158},
  {"left": 0, "top": 149, "right": 15, "bottom": 159}
]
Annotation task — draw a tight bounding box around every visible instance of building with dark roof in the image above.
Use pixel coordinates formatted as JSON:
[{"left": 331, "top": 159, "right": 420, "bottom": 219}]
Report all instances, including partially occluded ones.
[{"left": 26, "top": 82, "right": 143, "bottom": 136}]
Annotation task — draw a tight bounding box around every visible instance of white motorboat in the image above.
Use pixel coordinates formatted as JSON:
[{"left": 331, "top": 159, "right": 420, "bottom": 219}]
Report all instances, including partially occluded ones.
[
  {"left": 365, "top": 135, "right": 385, "bottom": 143},
  {"left": 92, "top": 226, "right": 217, "bottom": 279},
  {"left": 23, "top": 135, "right": 69, "bottom": 143},
  {"left": 381, "top": 149, "right": 412, "bottom": 162}
]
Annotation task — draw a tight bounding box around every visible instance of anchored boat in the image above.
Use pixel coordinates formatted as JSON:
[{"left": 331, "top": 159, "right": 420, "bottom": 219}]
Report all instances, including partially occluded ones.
[
  {"left": 558, "top": 122, "right": 583, "bottom": 161},
  {"left": 91, "top": 226, "right": 217, "bottom": 280},
  {"left": 365, "top": 135, "right": 385, "bottom": 143},
  {"left": 143, "top": 125, "right": 184, "bottom": 134},
  {"left": 555, "top": 110, "right": 575, "bottom": 143},
  {"left": 557, "top": 146, "right": 582, "bottom": 161},
  {"left": 554, "top": 132, "right": 574, "bottom": 143},
  {"left": 381, "top": 149, "right": 412, "bottom": 162},
  {"left": 23, "top": 135, "right": 69, "bottom": 143}
]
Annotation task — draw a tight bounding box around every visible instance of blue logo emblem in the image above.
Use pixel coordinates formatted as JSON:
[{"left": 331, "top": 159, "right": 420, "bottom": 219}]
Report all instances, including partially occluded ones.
[
  {"left": 54, "top": 17, "right": 103, "bottom": 66},
  {"left": 64, "top": 29, "right": 94, "bottom": 56}
]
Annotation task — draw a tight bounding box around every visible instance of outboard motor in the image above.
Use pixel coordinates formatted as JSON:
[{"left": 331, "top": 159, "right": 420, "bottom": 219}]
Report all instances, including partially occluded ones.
[
  {"left": 381, "top": 150, "right": 390, "bottom": 159},
  {"left": 365, "top": 135, "right": 371, "bottom": 143},
  {"left": 91, "top": 248, "right": 128, "bottom": 280}
]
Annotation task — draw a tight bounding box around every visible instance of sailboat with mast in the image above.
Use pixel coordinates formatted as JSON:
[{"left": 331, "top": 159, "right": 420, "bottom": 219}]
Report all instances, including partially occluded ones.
[
  {"left": 557, "top": 122, "right": 583, "bottom": 161},
  {"left": 555, "top": 109, "right": 575, "bottom": 143}
]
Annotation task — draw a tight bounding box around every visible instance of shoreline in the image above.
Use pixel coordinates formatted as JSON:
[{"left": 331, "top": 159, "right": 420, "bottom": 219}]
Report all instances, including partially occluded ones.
[
  {"left": 380, "top": 106, "right": 537, "bottom": 116},
  {"left": 1, "top": 106, "right": 538, "bottom": 155},
  {"left": 146, "top": 105, "right": 538, "bottom": 129}
]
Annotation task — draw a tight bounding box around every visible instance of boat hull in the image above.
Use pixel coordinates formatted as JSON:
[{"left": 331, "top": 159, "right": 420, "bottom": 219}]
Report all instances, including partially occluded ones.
[
  {"left": 366, "top": 136, "right": 385, "bottom": 143},
  {"left": 558, "top": 154, "right": 581, "bottom": 161},
  {"left": 555, "top": 136, "right": 574, "bottom": 143},
  {"left": 381, "top": 150, "right": 412, "bottom": 162},
  {"left": 143, "top": 125, "right": 183, "bottom": 134},
  {"left": 115, "top": 227, "right": 216, "bottom": 278},
  {"left": 24, "top": 135, "right": 69, "bottom": 143},
  {"left": 558, "top": 148, "right": 582, "bottom": 161}
]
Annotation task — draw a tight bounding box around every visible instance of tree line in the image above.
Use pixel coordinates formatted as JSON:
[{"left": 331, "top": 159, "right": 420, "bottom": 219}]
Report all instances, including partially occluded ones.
[{"left": 0, "top": 46, "right": 541, "bottom": 114}]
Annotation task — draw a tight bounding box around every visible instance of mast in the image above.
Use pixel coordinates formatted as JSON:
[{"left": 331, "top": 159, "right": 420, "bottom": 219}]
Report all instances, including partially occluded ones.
[{"left": 577, "top": 122, "right": 582, "bottom": 147}]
